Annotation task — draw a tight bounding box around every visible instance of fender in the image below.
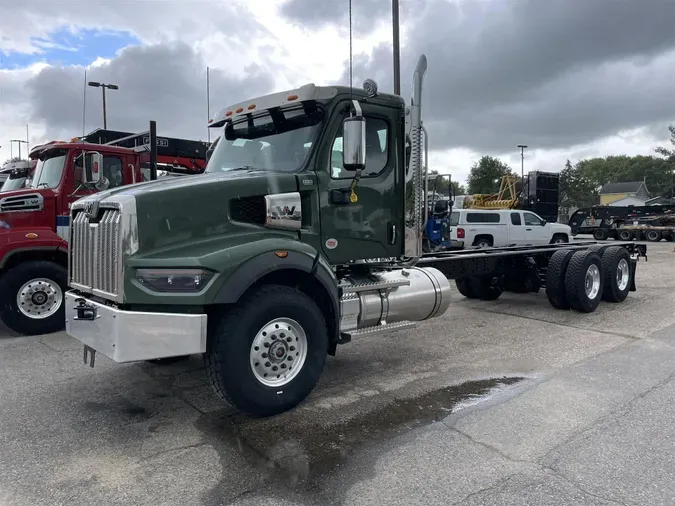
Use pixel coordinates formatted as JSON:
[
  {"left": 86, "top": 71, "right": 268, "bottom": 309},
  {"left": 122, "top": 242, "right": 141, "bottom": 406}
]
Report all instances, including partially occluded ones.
[
  {"left": 213, "top": 248, "right": 340, "bottom": 344},
  {"left": 0, "top": 228, "right": 67, "bottom": 269}
]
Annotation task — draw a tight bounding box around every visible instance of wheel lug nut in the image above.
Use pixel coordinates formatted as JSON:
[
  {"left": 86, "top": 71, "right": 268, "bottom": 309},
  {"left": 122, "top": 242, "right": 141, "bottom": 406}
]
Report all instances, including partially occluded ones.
[
  {"left": 281, "top": 364, "right": 287, "bottom": 369},
  {"left": 271, "top": 335, "right": 277, "bottom": 340},
  {"left": 272, "top": 366, "right": 278, "bottom": 371},
  {"left": 286, "top": 337, "right": 292, "bottom": 342},
  {"left": 288, "top": 356, "right": 293, "bottom": 361},
  {"left": 264, "top": 343, "right": 269, "bottom": 348},
  {"left": 290, "top": 346, "right": 295, "bottom": 351},
  {"left": 262, "top": 353, "right": 268, "bottom": 358},
  {"left": 265, "top": 362, "right": 271, "bottom": 367}
]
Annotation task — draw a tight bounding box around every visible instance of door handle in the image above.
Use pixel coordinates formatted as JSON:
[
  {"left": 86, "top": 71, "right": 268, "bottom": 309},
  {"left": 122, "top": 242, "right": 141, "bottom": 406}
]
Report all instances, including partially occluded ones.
[
  {"left": 388, "top": 222, "right": 396, "bottom": 244},
  {"left": 525, "top": 228, "right": 532, "bottom": 231}
]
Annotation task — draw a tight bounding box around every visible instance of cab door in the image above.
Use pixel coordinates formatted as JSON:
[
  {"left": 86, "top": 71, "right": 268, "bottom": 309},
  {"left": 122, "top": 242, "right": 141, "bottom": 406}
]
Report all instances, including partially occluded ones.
[{"left": 314, "top": 101, "right": 402, "bottom": 264}]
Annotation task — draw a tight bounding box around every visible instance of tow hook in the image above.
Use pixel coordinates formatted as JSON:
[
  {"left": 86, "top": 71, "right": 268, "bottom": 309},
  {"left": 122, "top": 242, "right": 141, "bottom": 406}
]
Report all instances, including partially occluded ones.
[{"left": 83, "top": 346, "right": 96, "bottom": 368}]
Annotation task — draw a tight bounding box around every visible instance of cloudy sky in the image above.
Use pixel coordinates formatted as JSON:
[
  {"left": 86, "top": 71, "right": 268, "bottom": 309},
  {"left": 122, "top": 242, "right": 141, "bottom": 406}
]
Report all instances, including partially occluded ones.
[{"left": 2, "top": 0, "right": 675, "bottom": 185}]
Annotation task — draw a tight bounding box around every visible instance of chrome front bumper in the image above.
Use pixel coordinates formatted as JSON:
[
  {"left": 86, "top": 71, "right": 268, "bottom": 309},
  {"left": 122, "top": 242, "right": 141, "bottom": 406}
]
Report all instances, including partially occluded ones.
[{"left": 65, "top": 291, "right": 207, "bottom": 363}]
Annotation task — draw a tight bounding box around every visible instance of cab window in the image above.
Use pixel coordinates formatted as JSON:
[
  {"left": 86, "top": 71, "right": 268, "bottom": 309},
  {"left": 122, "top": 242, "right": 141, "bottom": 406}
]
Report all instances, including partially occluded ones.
[
  {"left": 523, "top": 212, "right": 544, "bottom": 226},
  {"left": 330, "top": 117, "right": 389, "bottom": 179}
]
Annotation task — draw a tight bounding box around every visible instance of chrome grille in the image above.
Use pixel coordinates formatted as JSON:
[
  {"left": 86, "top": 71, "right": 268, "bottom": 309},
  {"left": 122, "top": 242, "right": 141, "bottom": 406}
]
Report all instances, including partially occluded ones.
[{"left": 70, "top": 208, "right": 121, "bottom": 297}]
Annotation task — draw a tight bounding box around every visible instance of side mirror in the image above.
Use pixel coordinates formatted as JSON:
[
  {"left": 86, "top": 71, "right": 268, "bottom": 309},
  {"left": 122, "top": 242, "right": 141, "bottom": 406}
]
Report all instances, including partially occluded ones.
[
  {"left": 342, "top": 110, "right": 366, "bottom": 171},
  {"left": 84, "top": 152, "right": 103, "bottom": 184},
  {"left": 541, "top": 220, "right": 547, "bottom": 226}
]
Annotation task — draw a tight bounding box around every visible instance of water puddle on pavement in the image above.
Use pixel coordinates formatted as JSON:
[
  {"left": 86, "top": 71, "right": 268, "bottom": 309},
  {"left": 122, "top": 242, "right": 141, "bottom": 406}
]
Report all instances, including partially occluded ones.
[{"left": 196, "top": 376, "right": 524, "bottom": 488}]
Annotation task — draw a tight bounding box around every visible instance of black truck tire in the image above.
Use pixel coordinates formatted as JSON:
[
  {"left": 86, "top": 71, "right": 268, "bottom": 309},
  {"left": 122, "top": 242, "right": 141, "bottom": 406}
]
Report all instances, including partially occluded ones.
[
  {"left": 645, "top": 230, "right": 661, "bottom": 242},
  {"left": 545, "top": 249, "right": 575, "bottom": 310},
  {"left": 564, "top": 250, "right": 604, "bottom": 313},
  {"left": 617, "top": 229, "right": 632, "bottom": 241},
  {"left": 204, "top": 284, "right": 328, "bottom": 417},
  {"left": 468, "top": 276, "right": 502, "bottom": 300},
  {"left": 0, "top": 261, "right": 67, "bottom": 336},
  {"left": 593, "top": 229, "right": 607, "bottom": 241},
  {"left": 455, "top": 278, "right": 478, "bottom": 298},
  {"left": 601, "top": 246, "right": 632, "bottom": 303},
  {"left": 665, "top": 232, "right": 675, "bottom": 242}
]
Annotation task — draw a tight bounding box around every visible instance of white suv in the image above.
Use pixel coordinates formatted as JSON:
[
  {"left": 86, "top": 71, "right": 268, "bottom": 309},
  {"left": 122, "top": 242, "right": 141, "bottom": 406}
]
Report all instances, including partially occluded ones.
[{"left": 450, "top": 209, "right": 571, "bottom": 249}]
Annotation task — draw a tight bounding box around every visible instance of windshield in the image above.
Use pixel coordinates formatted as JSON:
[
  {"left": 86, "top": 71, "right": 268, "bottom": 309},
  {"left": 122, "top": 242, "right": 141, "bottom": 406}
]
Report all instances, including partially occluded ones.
[
  {"left": 1, "top": 176, "right": 27, "bottom": 192},
  {"left": 205, "top": 104, "right": 324, "bottom": 174},
  {"left": 31, "top": 152, "right": 67, "bottom": 189}
]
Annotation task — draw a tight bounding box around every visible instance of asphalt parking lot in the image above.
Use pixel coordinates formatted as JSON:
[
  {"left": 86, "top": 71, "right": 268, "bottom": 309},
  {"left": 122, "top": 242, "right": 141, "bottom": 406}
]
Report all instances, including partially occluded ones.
[{"left": 1, "top": 240, "right": 674, "bottom": 506}]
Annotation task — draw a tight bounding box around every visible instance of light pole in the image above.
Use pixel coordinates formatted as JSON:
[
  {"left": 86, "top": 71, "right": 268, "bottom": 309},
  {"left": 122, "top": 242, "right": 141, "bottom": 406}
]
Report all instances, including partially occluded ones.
[
  {"left": 517, "top": 144, "right": 528, "bottom": 194},
  {"left": 10, "top": 139, "right": 28, "bottom": 159},
  {"left": 392, "top": 0, "right": 401, "bottom": 95},
  {"left": 87, "top": 81, "right": 119, "bottom": 129}
]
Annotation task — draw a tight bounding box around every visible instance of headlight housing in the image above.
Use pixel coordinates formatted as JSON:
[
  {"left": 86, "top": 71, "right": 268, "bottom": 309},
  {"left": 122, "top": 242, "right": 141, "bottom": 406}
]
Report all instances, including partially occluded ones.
[{"left": 135, "top": 268, "right": 215, "bottom": 293}]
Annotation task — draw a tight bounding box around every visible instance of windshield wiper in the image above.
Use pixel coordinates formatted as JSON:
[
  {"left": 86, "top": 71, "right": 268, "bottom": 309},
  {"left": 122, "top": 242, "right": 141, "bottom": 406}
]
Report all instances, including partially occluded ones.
[{"left": 230, "top": 165, "right": 258, "bottom": 171}]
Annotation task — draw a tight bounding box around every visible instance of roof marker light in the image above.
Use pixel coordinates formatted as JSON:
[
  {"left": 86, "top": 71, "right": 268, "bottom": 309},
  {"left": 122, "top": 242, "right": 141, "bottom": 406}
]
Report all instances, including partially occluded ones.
[
  {"left": 235, "top": 107, "right": 244, "bottom": 113},
  {"left": 247, "top": 104, "right": 256, "bottom": 110},
  {"left": 287, "top": 94, "right": 298, "bottom": 101},
  {"left": 225, "top": 111, "right": 233, "bottom": 117}
]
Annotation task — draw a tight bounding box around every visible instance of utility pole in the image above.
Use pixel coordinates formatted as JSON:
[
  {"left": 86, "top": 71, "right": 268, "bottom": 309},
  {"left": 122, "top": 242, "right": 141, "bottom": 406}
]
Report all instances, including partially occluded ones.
[
  {"left": 10, "top": 139, "right": 28, "bottom": 159},
  {"left": 392, "top": 0, "right": 400, "bottom": 95},
  {"left": 88, "top": 81, "right": 119, "bottom": 129},
  {"left": 517, "top": 144, "right": 528, "bottom": 194}
]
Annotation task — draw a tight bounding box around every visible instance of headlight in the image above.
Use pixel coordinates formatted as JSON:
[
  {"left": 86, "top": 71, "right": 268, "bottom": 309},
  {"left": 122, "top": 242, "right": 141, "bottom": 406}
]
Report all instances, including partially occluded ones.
[{"left": 135, "top": 268, "right": 215, "bottom": 293}]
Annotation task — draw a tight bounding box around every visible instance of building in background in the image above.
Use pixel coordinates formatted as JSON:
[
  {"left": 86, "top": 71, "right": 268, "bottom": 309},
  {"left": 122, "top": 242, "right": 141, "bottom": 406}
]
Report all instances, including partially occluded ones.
[{"left": 599, "top": 181, "right": 650, "bottom": 205}]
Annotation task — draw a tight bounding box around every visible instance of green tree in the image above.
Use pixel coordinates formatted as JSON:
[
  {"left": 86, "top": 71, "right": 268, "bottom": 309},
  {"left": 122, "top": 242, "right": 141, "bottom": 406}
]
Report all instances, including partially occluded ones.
[
  {"left": 559, "top": 159, "right": 599, "bottom": 209},
  {"left": 2, "top": 156, "right": 24, "bottom": 166},
  {"left": 466, "top": 156, "right": 516, "bottom": 194}
]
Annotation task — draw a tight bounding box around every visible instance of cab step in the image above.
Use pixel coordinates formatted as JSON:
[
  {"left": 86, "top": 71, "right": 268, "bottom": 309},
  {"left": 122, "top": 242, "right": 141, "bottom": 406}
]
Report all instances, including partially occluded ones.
[
  {"left": 341, "top": 279, "right": 410, "bottom": 294},
  {"left": 342, "top": 320, "right": 416, "bottom": 339}
]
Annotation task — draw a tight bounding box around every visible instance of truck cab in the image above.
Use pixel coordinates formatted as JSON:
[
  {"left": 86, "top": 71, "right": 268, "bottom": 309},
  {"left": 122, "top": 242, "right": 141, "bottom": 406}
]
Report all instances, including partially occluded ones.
[{"left": 0, "top": 130, "right": 209, "bottom": 336}]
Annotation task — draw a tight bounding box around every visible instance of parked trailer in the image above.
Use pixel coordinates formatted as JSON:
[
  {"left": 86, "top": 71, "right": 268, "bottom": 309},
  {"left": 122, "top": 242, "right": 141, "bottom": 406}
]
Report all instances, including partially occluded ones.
[
  {"left": 569, "top": 204, "right": 675, "bottom": 241},
  {"left": 63, "top": 54, "right": 648, "bottom": 418}
]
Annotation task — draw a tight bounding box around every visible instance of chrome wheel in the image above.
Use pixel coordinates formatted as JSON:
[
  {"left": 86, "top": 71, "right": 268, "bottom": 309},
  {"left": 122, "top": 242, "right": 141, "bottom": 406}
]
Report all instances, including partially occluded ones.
[
  {"left": 616, "top": 258, "right": 630, "bottom": 291},
  {"left": 249, "top": 317, "right": 308, "bottom": 388},
  {"left": 16, "top": 278, "right": 63, "bottom": 320},
  {"left": 584, "top": 264, "right": 601, "bottom": 300}
]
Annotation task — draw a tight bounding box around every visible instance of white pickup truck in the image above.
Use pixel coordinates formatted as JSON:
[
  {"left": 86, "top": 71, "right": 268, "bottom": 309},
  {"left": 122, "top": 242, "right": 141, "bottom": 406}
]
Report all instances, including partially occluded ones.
[{"left": 450, "top": 209, "right": 571, "bottom": 248}]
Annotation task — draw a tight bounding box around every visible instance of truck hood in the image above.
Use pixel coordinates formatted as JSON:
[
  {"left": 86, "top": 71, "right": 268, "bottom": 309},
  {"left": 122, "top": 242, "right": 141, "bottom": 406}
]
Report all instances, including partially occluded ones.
[
  {"left": 0, "top": 188, "right": 56, "bottom": 230},
  {"left": 95, "top": 170, "right": 300, "bottom": 254},
  {"left": 550, "top": 222, "right": 572, "bottom": 233}
]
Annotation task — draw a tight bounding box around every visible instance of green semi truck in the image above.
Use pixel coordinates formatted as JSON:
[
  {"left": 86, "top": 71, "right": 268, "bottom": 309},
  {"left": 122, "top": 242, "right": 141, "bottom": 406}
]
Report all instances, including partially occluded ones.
[{"left": 64, "top": 55, "right": 646, "bottom": 417}]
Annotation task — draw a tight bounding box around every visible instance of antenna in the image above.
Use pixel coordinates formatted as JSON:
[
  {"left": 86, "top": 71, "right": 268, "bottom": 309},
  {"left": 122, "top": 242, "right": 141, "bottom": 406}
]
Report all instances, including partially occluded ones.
[
  {"left": 82, "top": 70, "right": 87, "bottom": 148},
  {"left": 348, "top": 0, "right": 353, "bottom": 105},
  {"left": 206, "top": 66, "right": 211, "bottom": 143}
]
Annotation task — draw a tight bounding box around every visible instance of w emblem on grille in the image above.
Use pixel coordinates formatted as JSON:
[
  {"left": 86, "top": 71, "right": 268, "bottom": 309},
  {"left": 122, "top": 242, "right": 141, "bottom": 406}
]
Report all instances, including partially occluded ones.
[{"left": 84, "top": 200, "right": 99, "bottom": 219}]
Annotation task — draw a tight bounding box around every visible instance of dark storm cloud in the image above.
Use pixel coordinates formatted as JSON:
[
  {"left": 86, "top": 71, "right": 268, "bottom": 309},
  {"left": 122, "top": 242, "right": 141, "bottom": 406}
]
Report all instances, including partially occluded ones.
[
  {"left": 26, "top": 42, "right": 275, "bottom": 142},
  {"left": 327, "top": 0, "right": 675, "bottom": 153}
]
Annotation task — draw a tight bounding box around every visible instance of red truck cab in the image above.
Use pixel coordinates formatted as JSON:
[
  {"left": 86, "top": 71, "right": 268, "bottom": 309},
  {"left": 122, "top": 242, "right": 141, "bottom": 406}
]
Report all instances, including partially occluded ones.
[{"left": 0, "top": 127, "right": 209, "bottom": 336}]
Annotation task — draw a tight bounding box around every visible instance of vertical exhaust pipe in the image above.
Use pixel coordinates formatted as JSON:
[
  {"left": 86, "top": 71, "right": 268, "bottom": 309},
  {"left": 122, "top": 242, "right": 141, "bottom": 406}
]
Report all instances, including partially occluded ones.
[{"left": 403, "top": 54, "right": 428, "bottom": 262}]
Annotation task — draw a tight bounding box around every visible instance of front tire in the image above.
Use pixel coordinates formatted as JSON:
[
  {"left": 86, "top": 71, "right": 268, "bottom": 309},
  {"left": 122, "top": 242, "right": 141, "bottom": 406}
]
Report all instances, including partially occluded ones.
[
  {"left": 0, "top": 261, "right": 67, "bottom": 335},
  {"left": 204, "top": 284, "right": 328, "bottom": 417}
]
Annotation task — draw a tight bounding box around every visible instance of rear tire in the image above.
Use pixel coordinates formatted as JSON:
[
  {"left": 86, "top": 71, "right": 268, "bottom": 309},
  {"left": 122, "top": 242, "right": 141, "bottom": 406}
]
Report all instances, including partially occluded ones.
[
  {"left": 645, "top": 230, "right": 661, "bottom": 242},
  {"left": 473, "top": 237, "right": 493, "bottom": 249},
  {"left": 601, "top": 246, "right": 631, "bottom": 303},
  {"left": 204, "top": 284, "right": 328, "bottom": 417},
  {"left": 550, "top": 234, "right": 568, "bottom": 244},
  {"left": 0, "top": 261, "right": 67, "bottom": 335},
  {"left": 455, "top": 278, "right": 478, "bottom": 298},
  {"left": 468, "top": 276, "right": 502, "bottom": 300},
  {"left": 564, "top": 250, "right": 604, "bottom": 313},
  {"left": 545, "top": 249, "right": 575, "bottom": 310},
  {"left": 617, "top": 229, "right": 632, "bottom": 241},
  {"left": 592, "top": 228, "right": 607, "bottom": 241}
]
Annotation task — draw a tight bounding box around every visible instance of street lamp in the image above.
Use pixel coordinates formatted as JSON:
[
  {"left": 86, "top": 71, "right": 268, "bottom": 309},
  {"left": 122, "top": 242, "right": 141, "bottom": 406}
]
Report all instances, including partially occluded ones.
[{"left": 88, "top": 81, "right": 119, "bottom": 129}]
